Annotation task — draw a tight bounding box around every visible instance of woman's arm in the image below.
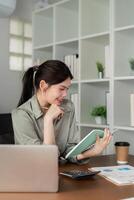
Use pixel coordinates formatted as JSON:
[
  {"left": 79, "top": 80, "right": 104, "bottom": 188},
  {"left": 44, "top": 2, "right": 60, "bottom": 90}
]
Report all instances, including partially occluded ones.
[
  {"left": 43, "top": 104, "right": 64, "bottom": 145},
  {"left": 12, "top": 109, "right": 41, "bottom": 144}
]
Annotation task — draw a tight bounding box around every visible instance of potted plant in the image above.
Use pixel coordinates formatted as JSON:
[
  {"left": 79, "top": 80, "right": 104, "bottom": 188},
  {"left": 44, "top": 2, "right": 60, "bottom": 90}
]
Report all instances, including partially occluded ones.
[
  {"left": 129, "top": 58, "right": 134, "bottom": 75},
  {"left": 96, "top": 61, "right": 104, "bottom": 79},
  {"left": 91, "top": 105, "right": 106, "bottom": 124}
]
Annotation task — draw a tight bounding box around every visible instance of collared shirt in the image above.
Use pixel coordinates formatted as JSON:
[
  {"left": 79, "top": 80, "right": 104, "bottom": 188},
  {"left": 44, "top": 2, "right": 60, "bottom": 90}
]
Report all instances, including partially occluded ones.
[{"left": 12, "top": 95, "right": 82, "bottom": 163}]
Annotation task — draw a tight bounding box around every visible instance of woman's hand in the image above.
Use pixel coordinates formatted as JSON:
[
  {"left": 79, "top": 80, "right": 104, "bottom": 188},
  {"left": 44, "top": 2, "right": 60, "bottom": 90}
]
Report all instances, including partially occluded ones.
[
  {"left": 43, "top": 104, "right": 64, "bottom": 145},
  {"left": 77, "top": 128, "right": 112, "bottom": 160},
  {"left": 44, "top": 104, "right": 64, "bottom": 122}
]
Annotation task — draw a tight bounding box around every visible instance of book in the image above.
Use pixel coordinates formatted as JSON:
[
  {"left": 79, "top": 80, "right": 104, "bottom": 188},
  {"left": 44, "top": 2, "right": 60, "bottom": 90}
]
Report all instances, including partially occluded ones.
[
  {"left": 91, "top": 165, "right": 134, "bottom": 186},
  {"left": 65, "top": 129, "right": 104, "bottom": 159},
  {"left": 106, "top": 92, "right": 110, "bottom": 125}
]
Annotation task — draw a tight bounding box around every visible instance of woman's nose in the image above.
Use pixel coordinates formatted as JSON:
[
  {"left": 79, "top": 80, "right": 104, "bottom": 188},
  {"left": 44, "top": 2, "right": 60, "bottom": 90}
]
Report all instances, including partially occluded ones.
[{"left": 62, "top": 90, "right": 67, "bottom": 98}]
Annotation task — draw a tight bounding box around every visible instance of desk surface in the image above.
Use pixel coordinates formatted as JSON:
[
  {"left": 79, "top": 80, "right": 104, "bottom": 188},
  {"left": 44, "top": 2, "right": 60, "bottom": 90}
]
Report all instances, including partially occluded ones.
[{"left": 1, "top": 155, "right": 134, "bottom": 200}]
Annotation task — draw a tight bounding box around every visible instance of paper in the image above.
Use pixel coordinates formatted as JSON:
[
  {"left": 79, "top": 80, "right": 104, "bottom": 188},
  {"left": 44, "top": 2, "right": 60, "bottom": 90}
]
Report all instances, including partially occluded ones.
[{"left": 90, "top": 165, "right": 134, "bottom": 185}]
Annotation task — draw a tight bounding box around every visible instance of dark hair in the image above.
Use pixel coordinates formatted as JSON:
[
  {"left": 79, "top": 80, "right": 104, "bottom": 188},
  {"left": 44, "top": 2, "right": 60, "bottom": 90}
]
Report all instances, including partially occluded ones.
[{"left": 17, "top": 60, "right": 73, "bottom": 107}]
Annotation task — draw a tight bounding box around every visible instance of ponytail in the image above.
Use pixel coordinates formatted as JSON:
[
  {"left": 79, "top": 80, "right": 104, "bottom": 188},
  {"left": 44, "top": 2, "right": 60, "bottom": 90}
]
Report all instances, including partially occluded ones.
[{"left": 17, "top": 67, "right": 35, "bottom": 107}]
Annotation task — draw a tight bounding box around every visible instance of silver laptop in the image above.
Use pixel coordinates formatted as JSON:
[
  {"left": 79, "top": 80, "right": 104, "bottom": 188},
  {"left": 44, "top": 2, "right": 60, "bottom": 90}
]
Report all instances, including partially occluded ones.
[{"left": 0, "top": 145, "right": 59, "bottom": 192}]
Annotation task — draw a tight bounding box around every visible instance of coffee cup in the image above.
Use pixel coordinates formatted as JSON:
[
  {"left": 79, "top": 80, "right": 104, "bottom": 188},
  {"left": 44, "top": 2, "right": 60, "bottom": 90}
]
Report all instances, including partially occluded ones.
[{"left": 114, "top": 142, "right": 130, "bottom": 164}]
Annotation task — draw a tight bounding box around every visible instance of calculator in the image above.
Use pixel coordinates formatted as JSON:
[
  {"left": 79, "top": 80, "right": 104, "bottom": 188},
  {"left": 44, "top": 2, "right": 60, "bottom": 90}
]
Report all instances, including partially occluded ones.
[{"left": 60, "top": 170, "right": 100, "bottom": 180}]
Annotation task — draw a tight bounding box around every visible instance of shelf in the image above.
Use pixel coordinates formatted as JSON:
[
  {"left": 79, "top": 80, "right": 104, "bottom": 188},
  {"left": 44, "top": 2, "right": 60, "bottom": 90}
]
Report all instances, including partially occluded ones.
[
  {"left": 114, "top": 76, "right": 134, "bottom": 81},
  {"left": 80, "top": 31, "right": 109, "bottom": 40},
  {"left": 114, "top": 126, "right": 134, "bottom": 132},
  {"left": 33, "top": 4, "right": 53, "bottom": 14},
  {"left": 80, "top": 79, "right": 109, "bottom": 83},
  {"left": 80, "top": 0, "right": 109, "bottom": 36},
  {"left": 55, "top": 38, "right": 78, "bottom": 46},
  {"left": 115, "top": 25, "right": 134, "bottom": 32},
  {"left": 33, "top": 43, "right": 53, "bottom": 50},
  {"left": 80, "top": 34, "right": 109, "bottom": 80},
  {"left": 33, "top": 7, "right": 53, "bottom": 47},
  {"left": 32, "top": 0, "right": 134, "bottom": 154},
  {"left": 55, "top": 0, "right": 78, "bottom": 42},
  {"left": 115, "top": 0, "right": 134, "bottom": 29},
  {"left": 79, "top": 123, "right": 108, "bottom": 128}
]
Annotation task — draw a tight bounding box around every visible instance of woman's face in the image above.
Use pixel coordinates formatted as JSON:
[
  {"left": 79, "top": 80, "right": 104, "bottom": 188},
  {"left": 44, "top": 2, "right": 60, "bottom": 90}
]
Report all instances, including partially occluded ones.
[{"left": 44, "top": 78, "right": 71, "bottom": 106}]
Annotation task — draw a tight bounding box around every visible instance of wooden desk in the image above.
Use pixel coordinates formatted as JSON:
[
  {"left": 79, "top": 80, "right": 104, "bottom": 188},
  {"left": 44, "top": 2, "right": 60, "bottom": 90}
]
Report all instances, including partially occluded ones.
[{"left": 1, "top": 155, "right": 134, "bottom": 200}]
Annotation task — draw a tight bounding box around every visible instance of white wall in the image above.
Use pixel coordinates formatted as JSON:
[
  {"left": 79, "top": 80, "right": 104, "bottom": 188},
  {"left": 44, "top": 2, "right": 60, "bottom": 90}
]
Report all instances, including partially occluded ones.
[
  {"left": 0, "top": 0, "right": 61, "bottom": 113},
  {"left": 0, "top": 0, "right": 35, "bottom": 113},
  {"left": 0, "top": 18, "right": 22, "bottom": 113}
]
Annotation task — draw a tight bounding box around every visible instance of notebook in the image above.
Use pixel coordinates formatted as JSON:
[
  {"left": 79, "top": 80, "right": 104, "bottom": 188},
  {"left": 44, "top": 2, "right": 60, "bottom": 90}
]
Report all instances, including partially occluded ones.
[
  {"left": 65, "top": 129, "right": 104, "bottom": 159},
  {"left": 0, "top": 145, "right": 59, "bottom": 192}
]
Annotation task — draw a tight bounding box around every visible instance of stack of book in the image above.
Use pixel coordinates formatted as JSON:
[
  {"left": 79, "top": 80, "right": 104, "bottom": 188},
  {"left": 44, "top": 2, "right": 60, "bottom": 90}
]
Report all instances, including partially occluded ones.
[{"left": 64, "top": 54, "right": 79, "bottom": 80}]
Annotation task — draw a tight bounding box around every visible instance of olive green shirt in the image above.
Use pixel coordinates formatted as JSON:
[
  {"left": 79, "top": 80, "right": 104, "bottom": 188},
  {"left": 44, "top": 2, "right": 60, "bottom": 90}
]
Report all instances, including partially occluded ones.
[{"left": 12, "top": 95, "right": 82, "bottom": 163}]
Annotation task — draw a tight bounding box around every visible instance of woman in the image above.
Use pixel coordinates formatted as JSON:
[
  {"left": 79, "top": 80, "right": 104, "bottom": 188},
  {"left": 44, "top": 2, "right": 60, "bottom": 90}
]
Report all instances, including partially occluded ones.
[{"left": 12, "top": 60, "right": 111, "bottom": 164}]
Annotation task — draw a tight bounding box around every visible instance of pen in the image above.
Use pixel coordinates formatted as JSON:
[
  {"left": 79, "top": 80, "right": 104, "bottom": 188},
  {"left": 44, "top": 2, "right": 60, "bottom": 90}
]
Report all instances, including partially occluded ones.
[{"left": 111, "top": 129, "right": 118, "bottom": 135}]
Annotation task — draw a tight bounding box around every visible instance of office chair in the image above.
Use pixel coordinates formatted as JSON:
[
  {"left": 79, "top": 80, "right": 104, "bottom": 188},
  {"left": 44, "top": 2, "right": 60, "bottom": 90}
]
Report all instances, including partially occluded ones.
[{"left": 0, "top": 113, "right": 14, "bottom": 144}]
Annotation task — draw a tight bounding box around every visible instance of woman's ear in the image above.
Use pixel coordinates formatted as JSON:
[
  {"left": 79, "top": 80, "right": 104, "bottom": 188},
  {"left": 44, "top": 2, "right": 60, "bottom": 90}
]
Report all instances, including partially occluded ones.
[{"left": 39, "top": 80, "right": 48, "bottom": 92}]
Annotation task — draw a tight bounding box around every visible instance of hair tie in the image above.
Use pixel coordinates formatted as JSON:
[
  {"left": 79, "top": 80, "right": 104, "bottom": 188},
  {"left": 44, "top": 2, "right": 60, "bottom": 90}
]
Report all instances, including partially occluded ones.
[
  {"left": 33, "top": 65, "right": 39, "bottom": 92},
  {"left": 33, "top": 65, "right": 39, "bottom": 72}
]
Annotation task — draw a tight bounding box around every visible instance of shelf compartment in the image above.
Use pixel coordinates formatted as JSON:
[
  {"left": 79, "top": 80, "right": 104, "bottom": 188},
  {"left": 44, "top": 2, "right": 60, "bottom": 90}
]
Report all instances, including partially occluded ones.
[
  {"left": 80, "top": 0, "right": 109, "bottom": 36},
  {"left": 33, "top": 7, "right": 53, "bottom": 47},
  {"left": 55, "top": 0, "right": 78, "bottom": 42},
  {"left": 115, "top": 0, "right": 134, "bottom": 29},
  {"left": 55, "top": 41, "right": 79, "bottom": 80},
  {"left": 33, "top": 46, "right": 53, "bottom": 64},
  {"left": 80, "top": 82, "right": 109, "bottom": 124},
  {"left": 80, "top": 34, "right": 109, "bottom": 80},
  {"left": 114, "top": 79, "right": 134, "bottom": 127},
  {"left": 55, "top": 41, "right": 78, "bottom": 61},
  {"left": 114, "top": 28, "right": 134, "bottom": 77}
]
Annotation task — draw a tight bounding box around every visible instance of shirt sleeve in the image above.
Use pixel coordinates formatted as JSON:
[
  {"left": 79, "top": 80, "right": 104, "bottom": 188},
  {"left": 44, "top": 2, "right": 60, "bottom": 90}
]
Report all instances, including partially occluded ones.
[
  {"left": 62, "top": 102, "right": 90, "bottom": 164},
  {"left": 12, "top": 109, "right": 41, "bottom": 145}
]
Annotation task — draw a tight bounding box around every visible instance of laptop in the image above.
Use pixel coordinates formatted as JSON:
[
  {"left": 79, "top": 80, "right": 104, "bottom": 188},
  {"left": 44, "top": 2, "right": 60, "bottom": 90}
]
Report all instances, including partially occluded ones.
[{"left": 0, "top": 145, "right": 59, "bottom": 192}]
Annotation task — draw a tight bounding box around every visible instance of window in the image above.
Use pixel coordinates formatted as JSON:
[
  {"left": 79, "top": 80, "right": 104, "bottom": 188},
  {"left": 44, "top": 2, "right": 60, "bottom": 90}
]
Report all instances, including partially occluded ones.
[{"left": 9, "top": 18, "right": 32, "bottom": 71}]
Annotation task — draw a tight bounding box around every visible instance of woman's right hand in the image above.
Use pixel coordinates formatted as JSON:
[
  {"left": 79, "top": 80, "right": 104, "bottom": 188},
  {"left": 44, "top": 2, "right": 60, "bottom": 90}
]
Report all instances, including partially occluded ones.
[{"left": 44, "top": 104, "right": 64, "bottom": 122}]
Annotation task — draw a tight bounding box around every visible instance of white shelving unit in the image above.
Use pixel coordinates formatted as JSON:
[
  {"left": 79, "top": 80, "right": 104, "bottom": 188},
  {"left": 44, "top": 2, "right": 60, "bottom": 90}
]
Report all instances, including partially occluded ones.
[{"left": 32, "top": 0, "right": 134, "bottom": 155}]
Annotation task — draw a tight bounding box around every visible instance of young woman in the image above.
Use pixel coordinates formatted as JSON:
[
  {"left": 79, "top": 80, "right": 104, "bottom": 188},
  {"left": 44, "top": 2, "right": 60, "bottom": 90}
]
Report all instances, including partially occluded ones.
[{"left": 12, "top": 60, "right": 111, "bottom": 164}]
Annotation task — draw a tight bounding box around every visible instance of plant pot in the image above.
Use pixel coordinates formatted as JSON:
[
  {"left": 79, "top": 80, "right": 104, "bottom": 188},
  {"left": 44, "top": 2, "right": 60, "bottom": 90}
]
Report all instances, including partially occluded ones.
[
  {"left": 98, "top": 72, "right": 104, "bottom": 79},
  {"left": 95, "top": 116, "right": 105, "bottom": 125}
]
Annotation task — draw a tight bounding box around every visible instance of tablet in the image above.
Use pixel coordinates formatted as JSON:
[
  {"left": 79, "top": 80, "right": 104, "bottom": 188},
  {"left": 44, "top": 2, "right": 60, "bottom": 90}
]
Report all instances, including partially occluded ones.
[{"left": 65, "top": 129, "right": 104, "bottom": 159}]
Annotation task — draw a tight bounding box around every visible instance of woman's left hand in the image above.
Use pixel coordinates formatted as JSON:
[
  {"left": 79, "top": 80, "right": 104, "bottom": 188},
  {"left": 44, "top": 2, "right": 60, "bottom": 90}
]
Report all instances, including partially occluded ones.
[
  {"left": 77, "top": 128, "right": 112, "bottom": 160},
  {"left": 89, "top": 128, "right": 112, "bottom": 155}
]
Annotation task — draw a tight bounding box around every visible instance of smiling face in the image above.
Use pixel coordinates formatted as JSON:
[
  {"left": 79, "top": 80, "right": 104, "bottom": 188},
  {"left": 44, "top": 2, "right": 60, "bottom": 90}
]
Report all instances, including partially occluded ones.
[{"left": 38, "top": 77, "right": 71, "bottom": 107}]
